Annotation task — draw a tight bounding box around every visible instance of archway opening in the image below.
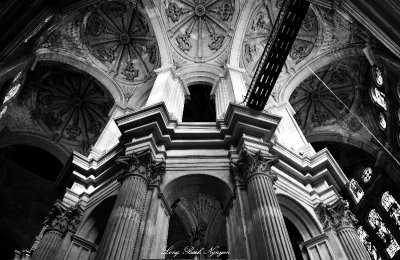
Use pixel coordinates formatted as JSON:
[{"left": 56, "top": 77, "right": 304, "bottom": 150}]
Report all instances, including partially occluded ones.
[
  {"left": 284, "top": 217, "right": 305, "bottom": 260},
  {"left": 164, "top": 175, "right": 231, "bottom": 259},
  {"left": 78, "top": 195, "right": 116, "bottom": 245},
  {"left": 182, "top": 84, "right": 216, "bottom": 122}
]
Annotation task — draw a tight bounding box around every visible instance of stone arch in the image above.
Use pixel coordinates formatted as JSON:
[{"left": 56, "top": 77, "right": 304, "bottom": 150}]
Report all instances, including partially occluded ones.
[
  {"left": 0, "top": 131, "right": 69, "bottom": 164},
  {"left": 277, "top": 194, "right": 323, "bottom": 241},
  {"left": 142, "top": 1, "right": 173, "bottom": 67},
  {"left": 305, "top": 132, "right": 380, "bottom": 158},
  {"left": 280, "top": 47, "right": 365, "bottom": 103},
  {"left": 176, "top": 64, "right": 225, "bottom": 90},
  {"left": 228, "top": 0, "right": 259, "bottom": 66},
  {"left": 163, "top": 174, "right": 232, "bottom": 256},
  {"left": 36, "top": 51, "right": 124, "bottom": 106},
  {"left": 163, "top": 174, "right": 233, "bottom": 208},
  {"left": 77, "top": 195, "right": 117, "bottom": 244}
]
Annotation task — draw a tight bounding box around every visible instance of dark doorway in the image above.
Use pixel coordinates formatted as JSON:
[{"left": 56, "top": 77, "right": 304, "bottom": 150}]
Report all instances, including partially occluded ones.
[
  {"left": 182, "top": 84, "right": 216, "bottom": 122},
  {"left": 284, "top": 217, "right": 304, "bottom": 260}
]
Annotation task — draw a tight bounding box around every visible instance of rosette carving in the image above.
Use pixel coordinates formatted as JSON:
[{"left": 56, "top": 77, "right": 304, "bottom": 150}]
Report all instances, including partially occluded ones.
[
  {"left": 289, "top": 65, "right": 355, "bottom": 130},
  {"left": 83, "top": 1, "right": 159, "bottom": 83},
  {"left": 230, "top": 149, "right": 279, "bottom": 185},
  {"left": 165, "top": 0, "right": 235, "bottom": 61},
  {"left": 30, "top": 63, "right": 114, "bottom": 155}
]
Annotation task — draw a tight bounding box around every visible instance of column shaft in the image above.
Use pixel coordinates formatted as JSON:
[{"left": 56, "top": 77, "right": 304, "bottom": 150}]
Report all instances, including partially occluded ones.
[
  {"left": 337, "top": 227, "right": 370, "bottom": 260},
  {"left": 247, "top": 173, "right": 296, "bottom": 260},
  {"left": 95, "top": 175, "right": 148, "bottom": 260},
  {"left": 31, "top": 230, "right": 62, "bottom": 260}
]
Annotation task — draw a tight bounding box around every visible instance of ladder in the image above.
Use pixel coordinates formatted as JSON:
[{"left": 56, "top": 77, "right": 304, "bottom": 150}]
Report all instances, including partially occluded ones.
[{"left": 245, "top": 0, "right": 310, "bottom": 110}]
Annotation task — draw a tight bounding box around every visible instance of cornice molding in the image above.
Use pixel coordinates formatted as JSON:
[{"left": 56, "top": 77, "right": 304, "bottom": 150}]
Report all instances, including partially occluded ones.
[{"left": 115, "top": 102, "right": 281, "bottom": 150}]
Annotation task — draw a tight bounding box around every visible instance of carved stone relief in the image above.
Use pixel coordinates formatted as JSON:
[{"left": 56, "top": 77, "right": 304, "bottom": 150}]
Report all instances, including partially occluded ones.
[
  {"left": 289, "top": 64, "right": 356, "bottom": 131},
  {"left": 83, "top": 1, "right": 159, "bottom": 83},
  {"left": 165, "top": 0, "right": 236, "bottom": 62},
  {"left": 29, "top": 63, "right": 114, "bottom": 155},
  {"left": 115, "top": 150, "right": 166, "bottom": 186},
  {"left": 315, "top": 200, "right": 358, "bottom": 230}
]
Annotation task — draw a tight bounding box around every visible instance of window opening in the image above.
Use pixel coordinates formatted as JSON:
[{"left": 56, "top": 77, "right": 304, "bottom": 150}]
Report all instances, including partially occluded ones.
[
  {"left": 381, "top": 191, "right": 400, "bottom": 228},
  {"left": 357, "top": 226, "right": 382, "bottom": 260},
  {"left": 182, "top": 84, "right": 216, "bottom": 122},
  {"left": 361, "top": 167, "right": 373, "bottom": 183},
  {"left": 349, "top": 179, "right": 364, "bottom": 203},
  {"left": 368, "top": 209, "right": 400, "bottom": 258}
]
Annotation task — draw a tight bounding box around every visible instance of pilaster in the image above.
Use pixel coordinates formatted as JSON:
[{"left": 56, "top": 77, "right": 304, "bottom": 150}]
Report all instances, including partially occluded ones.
[
  {"left": 145, "top": 66, "right": 186, "bottom": 121},
  {"left": 268, "top": 102, "right": 315, "bottom": 155},
  {"left": 226, "top": 64, "right": 247, "bottom": 103}
]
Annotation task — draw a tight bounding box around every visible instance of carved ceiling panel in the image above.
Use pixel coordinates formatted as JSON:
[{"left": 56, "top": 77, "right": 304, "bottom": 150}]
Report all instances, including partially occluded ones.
[
  {"left": 289, "top": 64, "right": 356, "bottom": 131},
  {"left": 29, "top": 63, "right": 114, "bottom": 154},
  {"left": 180, "top": 193, "right": 220, "bottom": 227},
  {"left": 242, "top": 1, "right": 319, "bottom": 75},
  {"left": 82, "top": 1, "right": 159, "bottom": 84},
  {"left": 165, "top": 0, "right": 237, "bottom": 62}
]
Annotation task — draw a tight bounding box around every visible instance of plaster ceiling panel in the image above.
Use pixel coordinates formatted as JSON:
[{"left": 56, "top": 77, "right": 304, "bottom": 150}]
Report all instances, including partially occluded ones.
[
  {"left": 28, "top": 63, "right": 114, "bottom": 155},
  {"left": 164, "top": 0, "right": 238, "bottom": 63},
  {"left": 289, "top": 63, "right": 357, "bottom": 132},
  {"left": 82, "top": 1, "right": 160, "bottom": 84}
]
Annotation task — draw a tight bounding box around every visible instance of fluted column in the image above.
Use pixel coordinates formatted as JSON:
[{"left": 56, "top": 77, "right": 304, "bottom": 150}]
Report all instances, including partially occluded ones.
[
  {"left": 231, "top": 149, "right": 296, "bottom": 259},
  {"left": 315, "top": 200, "right": 370, "bottom": 260},
  {"left": 95, "top": 151, "right": 165, "bottom": 260},
  {"left": 31, "top": 202, "right": 83, "bottom": 260}
]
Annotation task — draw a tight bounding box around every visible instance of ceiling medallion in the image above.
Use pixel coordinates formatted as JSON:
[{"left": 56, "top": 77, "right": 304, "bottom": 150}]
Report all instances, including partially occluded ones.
[
  {"left": 243, "top": 1, "right": 318, "bottom": 74},
  {"left": 166, "top": 0, "right": 235, "bottom": 62},
  {"left": 83, "top": 1, "right": 159, "bottom": 83},
  {"left": 30, "top": 64, "right": 114, "bottom": 154},
  {"left": 289, "top": 66, "right": 355, "bottom": 130}
]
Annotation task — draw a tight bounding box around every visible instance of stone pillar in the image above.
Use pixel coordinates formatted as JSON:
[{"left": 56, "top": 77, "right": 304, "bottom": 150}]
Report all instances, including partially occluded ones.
[
  {"left": 231, "top": 149, "right": 296, "bottom": 259},
  {"left": 145, "top": 66, "right": 186, "bottom": 121},
  {"left": 94, "top": 151, "right": 165, "bottom": 260},
  {"left": 315, "top": 200, "right": 370, "bottom": 260},
  {"left": 226, "top": 64, "right": 247, "bottom": 103},
  {"left": 31, "top": 202, "right": 83, "bottom": 260}
]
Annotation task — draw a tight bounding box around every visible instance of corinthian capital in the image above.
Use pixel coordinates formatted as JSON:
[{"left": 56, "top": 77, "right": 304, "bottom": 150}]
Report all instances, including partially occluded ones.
[
  {"left": 230, "top": 149, "right": 279, "bottom": 186},
  {"left": 44, "top": 201, "right": 83, "bottom": 233},
  {"left": 315, "top": 200, "right": 358, "bottom": 231},
  {"left": 116, "top": 149, "right": 166, "bottom": 186}
]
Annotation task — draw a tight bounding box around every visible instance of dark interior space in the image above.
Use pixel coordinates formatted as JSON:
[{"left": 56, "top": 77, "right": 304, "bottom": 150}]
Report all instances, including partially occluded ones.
[
  {"left": 0, "top": 144, "right": 63, "bottom": 182},
  {"left": 311, "top": 141, "right": 375, "bottom": 176},
  {"left": 182, "top": 84, "right": 216, "bottom": 122},
  {"left": 284, "top": 217, "right": 304, "bottom": 260},
  {"left": 0, "top": 233, "right": 18, "bottom": 260}
]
